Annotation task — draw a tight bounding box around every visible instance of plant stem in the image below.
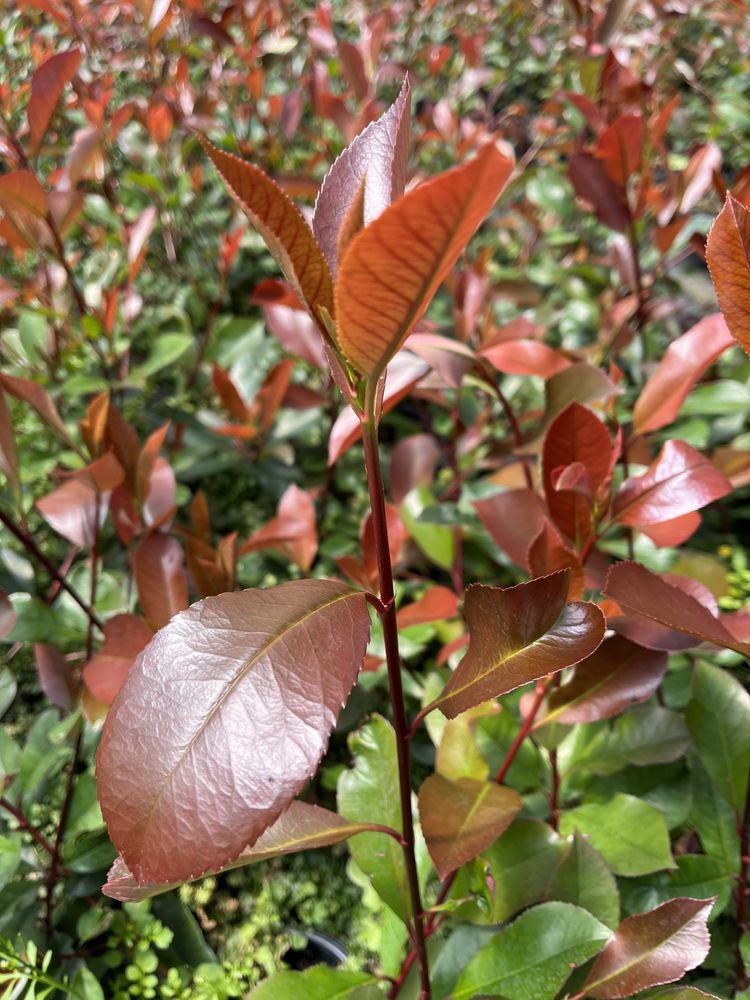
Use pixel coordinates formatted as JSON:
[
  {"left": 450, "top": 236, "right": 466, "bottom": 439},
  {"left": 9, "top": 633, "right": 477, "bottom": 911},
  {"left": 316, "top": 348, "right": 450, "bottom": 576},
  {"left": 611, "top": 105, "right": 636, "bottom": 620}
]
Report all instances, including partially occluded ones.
[
  {"left": 0, "top": 509, "right": 103, "bottom": 630},
  {"left": 735, "top": 770, "right": 750, "bottom": 990},
  {"left": 0, "top": 798, "right": 56, "bottom": 857},
  {"left": 361, "top": 387, "right": 430, "bottom": 1000}
]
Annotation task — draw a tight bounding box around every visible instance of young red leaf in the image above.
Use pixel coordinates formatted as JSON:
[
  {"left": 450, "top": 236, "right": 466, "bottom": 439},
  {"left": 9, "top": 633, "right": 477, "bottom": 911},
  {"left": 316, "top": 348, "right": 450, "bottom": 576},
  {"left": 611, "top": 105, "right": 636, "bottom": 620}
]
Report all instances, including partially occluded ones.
[
  {"left": 389, "top": 433, "right": 439, "bottom": 504},
  {"left": 527, "top": 520, "right": 585, "bottom": 600},
  {"left": 418, "top": 774, "right": 521, "bottom": 879},
  {"left": 480, "top": 338, "right": 571, "bottom": 378},
  {"left": 473, "top": 489, "right": 546, "bottom": 568},
  {"left": 540, "top": 635, "right": 667, "bottom": 726},
  {"left": 397, "top": 586, "right": 458, "bottom": 629},
  {"left": 0, "top": 169, "right": 48, "bottom": 249},
  {"left": 102, "top": 801, "right": 380, "bottom": 902},
  {"left": 240, "top": 484, "right": 318, "bottom": 572},
  {"left": 335, "top": 141, "right": 514, "bottom": 378},
  {"left": 132, "top": 534, "right": 189, "bottom": 629},
  {"left": 568, "top": 153, "right": 629, "bottom": 232},
  {"left": 583, "top": 897, "right": 714, "bottom": 998},
  {"left": 604, "top": 562, "right": 750, "bottom": 657},
  {"left": 0, "top": 373, "right": 78, "bottom": 451},
  {"left": 83, "top": 615, "right": 154, "bottom": 705},
  {"left": 543, "top": 402, "right": 614, "bottom": 546},
  {"left": 633, "top": 314, "right": 735, "bottom": 433},
  {"left": 432, "top": 571, "right": 605, "bottom": 718},
  {"left": 594, "top": 113, "right": 644, "bottom": 188},
  {"left": 34, "top": 643, "right": 77, "bottom": 710},
  {"left": 96, "top": 580, "right": 371, "bottom": 884},
  {"left": 613, "top": 440, "right": 731, "bottom": 526},
  {"left": 639, "top": 511, "right": 701, "bottom": 548},
  {"left": 199, "top": 137, "right": 333, "bottom": 321},
  {"left": 36, "top": 479, "right": 102, "bottom": 549},
  {"left": 27, "top": 49, "right": 82, "bottom": 155},
  {"left": 312, "top": 77, "right": 410, "bottom": 275},
  {"left": 706, "top": 195, "right": 750, "bottom": 357}
]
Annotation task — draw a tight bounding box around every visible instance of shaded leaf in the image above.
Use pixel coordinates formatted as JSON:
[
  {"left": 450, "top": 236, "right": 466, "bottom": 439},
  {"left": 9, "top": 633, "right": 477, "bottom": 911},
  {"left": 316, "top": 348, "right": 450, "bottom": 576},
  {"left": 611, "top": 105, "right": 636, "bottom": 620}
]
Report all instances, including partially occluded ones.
[
  {"left": 83, "top": 615, "right": 153, "bottom": 706},
  {"left": 418, "top": 774, "right": 521, "bottom": 879},
  {"left": 200, "top": 137, "right": 333, "bottom": 320},
  {"left": 389, "top": 433, "right": 440, "bottom": 504},
  {"left": 613, "top": 440, "right": 731, "bottom": 526},
  {"left": 583, "top": 897, "right": 714, "bottom": 998},
  {"left": 453, "top": 901, "right": 611, "bottom": 1000},
  {"left": 482, "top": 820, "right": 568, "bottom": 922},
  {"left": 397, "top": 586, "right": 458, "bottom": 629},
  {"left": 34, "top": 643, "right": 76, "bottom": 710},
  {"left": 706, "top": 195, "right": 750, "bottom": 357},
  {"left": 433, "top": 571, "right": 605, "bottom": 718},
  {"left": 97, "top": 580, "right": 370, "bottom": 883},
  {"left": 0, "top": 390, "right": 20, "bottom": 502},
  {"left": 0, "top": 373, "right": 76, "bottom": 449},
  {"left": 102, "top": 801, "right": 379, "bottom": 902},
  {"left": 569, "top": 153, "right": 629, "bottom": 232},
  {"left": 633, "top": 314, "right": 735, "bottom": 433},
  {"left": 473, "top": 489, "right": 546, "bottom": 568},
  {"left": 560, "top": 793, "right": 674, "bottom": 876},
  {"left": 312, "top": 77, "right": 410, "bottom": 275},
  {"left": 604, "top": 562, "right": 750, "bottom": 656},
  {"left": 240, "top": 484, "right": 318, "bottom": 572},
  {"left": 547, "top": 831, "right": 620, "bottom": 928},
  {"left": 36, "top": 479, "right": 102, "bottom": 548},
  {"left": 248, "top": 966, "right": 381, "bottom": 999},
  {"left": 567, "top": 704, "right": 691, "bottom": 776},
  {"left": 543, "top": 364, "right": 621, "bottom": 427},
  {"left": 335, "top": 142, "right": 514, "bottom": 377},
  {"left": 541, "top": 635, "right": 667, "bottom": 725}
]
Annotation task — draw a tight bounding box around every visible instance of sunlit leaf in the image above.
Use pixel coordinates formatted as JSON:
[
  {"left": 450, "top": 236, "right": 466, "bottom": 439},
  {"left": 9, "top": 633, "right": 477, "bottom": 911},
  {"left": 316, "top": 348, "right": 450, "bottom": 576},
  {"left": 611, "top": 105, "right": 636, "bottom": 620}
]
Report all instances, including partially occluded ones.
[{"left": 706, "top": 194, "right": 750, "bottom": 357}]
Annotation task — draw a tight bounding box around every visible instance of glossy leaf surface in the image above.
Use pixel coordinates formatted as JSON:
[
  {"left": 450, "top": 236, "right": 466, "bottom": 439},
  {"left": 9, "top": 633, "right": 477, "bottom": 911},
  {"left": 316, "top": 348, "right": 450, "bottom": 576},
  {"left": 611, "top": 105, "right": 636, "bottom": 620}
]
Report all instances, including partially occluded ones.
[
  {"left": 132, "top": 534, "right": 188, "bottom": 629},
  {"left": 433, "top": 571, "right": 605, "bottom": 718},
  {"left": 335, "top": 142, "right": 514, "bottom": 377},
  {"left": 583, "top": 897, "right": 714, "bottom": 998},
  {"left": 312, "top": 78, "right": 410, "bottom": 275},
  {"left": 200, "top": 137, "right": 333, "bottom": 319},
  {"left": 706, "top": 194, "right": 750, "bottom": 357},
  {"left": 418, "top": 774, "right": 521, "bottom": 879},
  {"left": 483, "top": 819, "right": 568, "bottom": 922},
  {"left": 613, "top": 440, "right": 731, "bottom": 526},
  {"left": 102, "top": 801, "right": 377, "bottom": 902},
  {"left": 97, "top": 580, "right": 370, "bottom": 884},
  {"left": 453, "top": 901, "right": 611, "bottom": 1000}
]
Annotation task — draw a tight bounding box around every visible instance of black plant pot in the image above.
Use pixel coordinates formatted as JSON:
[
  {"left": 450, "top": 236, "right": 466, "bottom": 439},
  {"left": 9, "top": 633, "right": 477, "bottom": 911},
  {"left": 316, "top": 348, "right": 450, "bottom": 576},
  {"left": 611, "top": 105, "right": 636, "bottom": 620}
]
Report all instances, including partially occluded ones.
[{"left": 282, "top": 928, "right": 348, "bottom": 970}]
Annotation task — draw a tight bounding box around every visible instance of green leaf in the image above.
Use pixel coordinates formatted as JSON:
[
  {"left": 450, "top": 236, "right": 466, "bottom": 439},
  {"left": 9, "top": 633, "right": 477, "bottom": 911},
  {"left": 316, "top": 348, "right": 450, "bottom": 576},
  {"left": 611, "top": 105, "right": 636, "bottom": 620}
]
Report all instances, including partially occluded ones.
[
  {"left": 248, "top": 966, "right": 381, "bottom": 999},
  {"left": 560, "top": 793, "right": 674, "bottom": 876},
  {"left": 453, "top": 901, "right": 611, "bottom": 1000},
  {"left": 400, "top": 487, "right": 455, "bottom": 571},
  {"left": 567, "top": 705, "right": 691, "bottom": 776},
  {"left": 0, "top": 835, "right": 22, "bottom": 890},
  {"left": 431, "top": 924, "right": 497, "bottom": 999},
  {"left": 690, "top": 759, "right": 740, "bottom": 873},
  {"left": 0, "top": 668, "right": 16, "bottom": 718},
  {"left": 686, "top": 660, "right": 750, "bottom": 810},
  {"left": 70, "top": 965, "right": 105, "bottom": 1000},
  {"left": 125, "top": 332, "right": 193, "bottom": 383},
  {"left": 338, "top": 714, "right": 428, "bottom": 921},
  {"left": 546, "top": 831, "right": 620, "bottom": 928},
  {"left": 678, "top": 379, "right": 750, "bottom": 416},
  {"left": 482, "top": 819, "right": 568, "bottom": 922}
]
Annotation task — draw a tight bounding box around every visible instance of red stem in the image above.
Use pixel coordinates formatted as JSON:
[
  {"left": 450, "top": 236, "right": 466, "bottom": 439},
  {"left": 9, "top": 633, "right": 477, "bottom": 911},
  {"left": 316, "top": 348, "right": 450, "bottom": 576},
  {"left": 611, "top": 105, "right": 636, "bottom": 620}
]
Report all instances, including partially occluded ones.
[
  {"left": 0, "top": 797, "right": 56, "bottom": 857},
  {"left": 362, "top": 388, "right": 430, "bottom": 1000},
  {"left": 735, "top": 772, "right": 750, "bottom": 990}
]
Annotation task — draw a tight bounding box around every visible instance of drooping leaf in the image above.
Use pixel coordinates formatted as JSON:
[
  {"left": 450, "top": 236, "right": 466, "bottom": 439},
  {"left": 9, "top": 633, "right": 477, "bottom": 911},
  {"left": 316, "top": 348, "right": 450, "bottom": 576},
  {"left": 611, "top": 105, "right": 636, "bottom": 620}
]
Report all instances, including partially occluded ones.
[
  {"left": 96, "top": 580, "right": 370, "bottom": 884},
  {"left": 547, "top": 831, "right": 620, "bottom": 929},
  {"left": 686, "top": 660, "right": 750, "bottom": 810},
  {"left": 312, "top": 77, "right": 410, "bottom": 275},
  {"left": 418, "top": 774, "right": 521, "bottom": 879},
  {"left": 102, "top": 801, "right": 379, "bottom": 902},
  {"left": 337, "top": 714, "right": 427, "bottom": 921},
  {"left": 132, "top": 534, "right": 188, "bottom": 629},
  {"left": 453, "top": 901, "right": 611, "bottom": 1000},
  {"left": 200, "top": 136, "right": 333, "bottom": 321},
  {"left": 540, "top": 635, "right": 667, "bottom": 725},
  {"left": 560, "top": 793, "right": 674, "bottom": 876},
  {"left": 83, "top": 615, "right": 154, "bottom": 705},
  {"left": 542, "top": 402, "right": 614, "bottom": 546},
  {"left": 706, "top": 194, "right": 750, "bottom": 357},
  {"left": 613, "top": 440, "right": 731, "bottom": 526},
  {"left": 432, "top": 571, "right": 605, "bottom": 718},
  {"left": 335, "top": 141, "right": 514, "bottom": 378},
  {"left": 604, "top": 562, "right": 750, "bottom": 657},
  {"left": 583, "top": 897, "right": 714, "bottom": 998},
  {"left": 633, "top": 315, "right": 735, "bottom": 433},
  {"left": 27, "top": 49, "right": 82, "bottom": 155},
  {"left": 482, "top": 819, "right": 568, "bottom": 922}
]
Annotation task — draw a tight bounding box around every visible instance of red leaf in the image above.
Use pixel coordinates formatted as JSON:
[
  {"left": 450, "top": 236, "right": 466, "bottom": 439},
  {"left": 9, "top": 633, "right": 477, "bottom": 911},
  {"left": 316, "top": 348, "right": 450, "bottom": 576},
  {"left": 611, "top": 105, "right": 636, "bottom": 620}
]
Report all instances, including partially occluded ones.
[
  {"left": 0, "top": 389, "right": 20, "bottom": 501},
  {"left": 136, "top": 422, "right": 170, "bottom": 506},
  {"left": 240, "top": 484, "right": 318, "bottom": 572},
  {"left": 639, "top": 512, "right": 701, "bottom": 548},
  {"left": 583, "top": 897, "right": 714, "bottom": 998},
  {"left": 432, "top": 571, "right": 605, "bottom": 718},
  {"left": 418, "top": 775, "right": 521, "bottom": 880},
  {"left": 27, "top": 49, "right": 82, "bottom": 155},
  {"left": 212, "top": 365, "right": 248, "bottom": 423},
  {"left": 604, "top": 562, "right": 750, "bottom": 657},
  {"left": 706, "top": 195, "right": 750, "bottom": 356},
  {"left": 335, "top": 141, "right": 514, "bottom": 377},
  {"left": 83, "top": 615, "right": 153, "bottom": 706},
  {"left": 127, "top": 207, "right": 157, "bottom": 281},
  {"left": 102, "top": 801, "right": 379, "bottom": 902},
  {"left": 132, "top": 534, "right": 188, "bottom": 629},
  {"left": 263, "top": 300, "right": 327, "bottom": 369},
  {"left": 543, "top": 402, "right": 614, "bottom": 546},
  {"left": 36, "top": 479, "right": 102, "bottom": 548},
  {"left": 406, "top": 332, "right": 476, "bottom": 388},
  {"left": 541, "top": 635, "right": 667, "bottom": 725},
  {"left": 569, "top": 153, "right": 629, "bottom": 232},
  {"left": 312, "top": 78, "right": 410, "bottom": 276},
  {"left": 594, "top": 113, "right": 644, "bottom": 187},
  {"left": 633, "top": 314, "right": 735, "bottom": 433},
  {"left": 200, "top": 137, "right": 333, "bottom": 322},
  {"left": 397, "top": 586, "right": 458, "bottom": 629},
  {"left": 389, "top": 433, "right": 439, "bottom": 504},
  {"left": 480, "top": 338, "right": 571, "bottom": 378},
  {"left": 613, "top": 440, "right": 731, "bottom": 526},
  {"left": 527, "top": 520, "right": 584, "bottom": 600},
  {"left": 34, "top": 643, "right": 77, "bottom": 710},
  {"left": 0, "top": 373, "right": 76, "bottom": 449},
  {"left": 96, "top": 580, "right": 370, "bottom": 884},
  {"left": 473, "top": 489, "right": 546, "bottom": 568}
]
